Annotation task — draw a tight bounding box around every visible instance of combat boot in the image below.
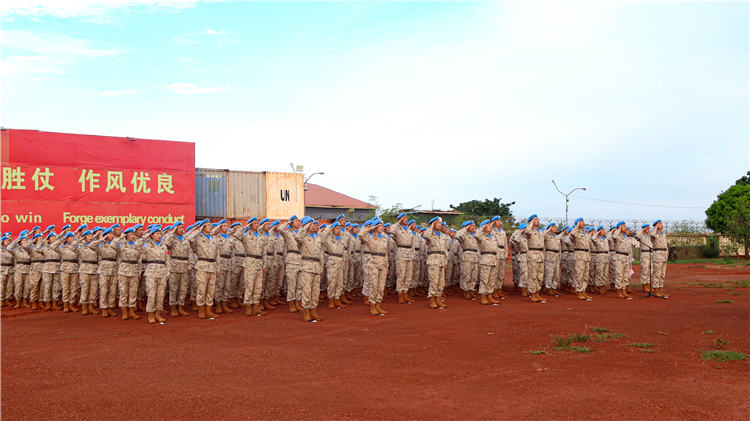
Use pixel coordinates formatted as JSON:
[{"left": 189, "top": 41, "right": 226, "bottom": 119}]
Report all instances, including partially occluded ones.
[
  {"left": 295, "top": 300, "right": 303, "bottom": 311},
  {"left": 398, "top": 292, "right": 406, "bottom": 304},
  {"left": 129, "top": 307, "right": 140, "bottom": 320},
  {"left": 170, "top": 306, "right": 179, "bottom": 317},
  {"left": 198, "top": 305, "right": 207, "bottom": 319},
  {"left": 437, "top": 297, "right": 447, "bottom": 308},
  {"left": 329, "top": 298, "right": 336, "bottom": 309},
  {"left": 463, "top": 290, "right": 473, "bottom": 300},
  {"left": 155, "top": 310, "right": 166, "bottom": 323},
  {"left": 488, "top": 294, "right": 500, "bottom": 304},
  {"left": 223, "top": 301, "right": 234, "bottom": 313},
  {"left": 63, "top": 302, "right": 70, "bottom": 312},
  {"left": 369, "top": 304, "right": 380, "bottom": 316},
  {"left": 245, "top": 304, "right": 254, "bottom": 316},
  {"left": 375, "top": 302, "right": 388, "bottom": 315},
  {"left": 178, "top": 305, "right": 189, "bottom": 316},
  {"left": 548, "top": 289, "right": 559, "bottom": 297},
  {"left": 520, "top": 288, "right": 529, "bottom": 297},
  {"left": 214, "top": 302, "right": 224, "bottom": 314},
  {"left": 335, "top": 299, "right": 345, "bottom": 308},
  {"left": 90, "top": 303, "right": 100, "bottom": 314},
  {"left": 642, "top": 284, "right": 651, "bottom": 292},
  {"left": 137, "top": 300, "right": 145, "bottom": 312},
  {"left": 13, "top": 298, "right": 22, "bottom": 308},
  {"left": 340, "top": 293, "right": 352, "bottom": 305},
  {"left": 108, "top": 308, "right": 118, "bottom": 317},
  {"left": 576, "top": 291, "right": 587, "bottom": 300},
  {"left": 616, "top": 289, "right": 625, "bottom": 298},
  {"left": 147, "top": 312, "right": 156, "bottom": 324},
  {"left": 480, "top": 294, "right": 489, "bottom": 305},
  {"left": 310, "top": 308, "right": 324, "bottom": 321},
  {"left": 530, "top": 293, "right": 542, "bottom": 302},
  {"left": 289, "top": 301, "right": 297, "bottom": 312},
  {"left": 81, "top": 303, "right": 89, "bottom": 315},
  {"left": 30, "top": 300, "right": 38, "bottom": 310},
  {"left": 303, "top": 308, "right": 312, "bottom": 322},
  {"left": 404, "top": 293, "right": 415, "bottom": 303},
  {"left": 121, "top": 307, "right": 129, "bottom": 320},
  {"left": 254, "top": 303, "right": 267, "bottom": 316},
  {"left": 101, "top": 307, "right": 109, "bottom": 318},
  {"left": 623, "top": 289, "right": 633, "bottom": 298},
  {"left": 205, "top": 305, "right": 219, "bottom": 318}
]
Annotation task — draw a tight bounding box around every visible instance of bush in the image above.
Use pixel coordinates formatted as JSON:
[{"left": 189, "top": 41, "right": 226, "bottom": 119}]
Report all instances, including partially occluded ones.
[{"left": 700, "top": 236, "right": 721, "bottom": 258}]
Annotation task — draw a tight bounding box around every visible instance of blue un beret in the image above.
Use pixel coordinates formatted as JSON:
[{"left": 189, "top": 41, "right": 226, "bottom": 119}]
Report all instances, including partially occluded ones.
[
  {"left": 288, "top": 215, "right": 298, "bottom": 222},
  {"left": 641, "top": 224, "right": 649, "bottom": 229},
  {"left": 82, "top": 230, "right": 93, "bottom": 236},
  {"left": 32, "top": 225, "right": 41, "bottom": 231},
  {"left": 247, "top": 217, "right": 258, "bottom": 224},
  {"left": 172, "top": 221, "right": 183, "bottom": 228},
  {"left": 479, "top": 219, "right": 490, "bottom": 227},
  {"left": 102, "top": 228, "right": 113, "bottom": 236},
  {"left": 344, "top": 222, "right": 351, "bottom": 228},
  {"left": 652, "top": 219, "right": 662, "bottom": 226},
  {"left": 335, "top": 214, "right": 345, "bottom": 222},
  {"left": 519, "top": 223, "right": 528, "bottom": 230},
  {"left": 230, "top": 222, "right": 241, "bottom": 228},
  {"left": 383, "top": 223, "right": 391, "bottom": 228},
  {"left": 330, "top": 222, "right": 340, "bottom": 229},
  {"left": 45, "top": 225, "right": 55, "bottom": 231},
  {"left": 124, "top": 227, "right": 135, "bottom": 234},
  {"left": 428, "top": 217, "right": 440, "bottom": 224},
  {"left": 46, "top": 232, "right": 57, "bottom": 239},
  {"left": 32, "top": 233, "right": 43, "bottom": 239},
  {"left": 259, "top": 218, "right": 270, "bottom": 225},
  {"left": 527, "top": 214, "right": 538, "bottom": 222},
  {"left": 615, "top": 221, "right": 625, "bottom": 228},
  {"left": 461, "top": 220, "right": 475, "bottom": 228},
  {"left": 301, "top": 216, "right": 313, "bottom": 226},
  {"left": 573, "top": 217, "right": 583, "bottom": 226},
  {"left": 63, "top": 232, "right": 75, "bottom": 239},
  {"left": 270, "top": 220, "right": 280, "bottom": 228},
  {"left": 61, "top": 224, "right": 72, "bottom": 230},
  {"left": 397, "top": 212, "right": 407, "bottom": 220},
  {"left": 491, "top": 216, "right": 501, "bottom": 222}
]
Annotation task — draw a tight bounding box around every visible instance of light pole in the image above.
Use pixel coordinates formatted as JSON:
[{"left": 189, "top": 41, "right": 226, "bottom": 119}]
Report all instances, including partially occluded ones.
[
  {"left": 551, "top": 180, "right": 586, "bottom": 226},
  {"left": 304, "top": 172, "right": 324, "bottom": 185}
]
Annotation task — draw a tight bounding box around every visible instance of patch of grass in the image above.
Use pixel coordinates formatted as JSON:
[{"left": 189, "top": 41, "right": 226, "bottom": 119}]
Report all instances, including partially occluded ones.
[
  {"left": 593, "top": 332, "right": 626, "bottom": 342},
  {"left": 673, "top": 258, "right": 749, "bottom": 266},
  {"left": 630, "top": 342, "right": 656, "bottom": 349},
  {"left": 657, "top": 331, "right": 669, "bottom": 335},
  {"left": 729, "top": 292, "right": 741, "bottom": 296},
  {"left": 714, "top": 338, "right": 729, "bottom": 349},
  {"left": 702, "top": 330, "right": 716, "bottom": 335},
  {"left": 551, "top": 335, "right": 573, "bottom": 349},
  {"left": 569, "top": 346, "right": 592, "bottom": 353},
  {"left": 683, "top": 280, "right": 750, "bottom": 289},
  {"left": 523, "top": 350, "right": 549, "bottom": 355},
  {"left": 700, "top": 350, "right": 748, "bottom": 362},
  {"left": 640, "top": 349, "right": 656, "bottom": 353},
  {"left": 551, "top": 333, "right": 591, "bottom": 352},
  {"left": 590, "top": 327, "right": 609, "bottom": 333},
  {"left": 570, "top": 333, "right": 590, "bottom": 342},
  {"left": 716, "top": 300, "right": 733, "bottom": 303}
]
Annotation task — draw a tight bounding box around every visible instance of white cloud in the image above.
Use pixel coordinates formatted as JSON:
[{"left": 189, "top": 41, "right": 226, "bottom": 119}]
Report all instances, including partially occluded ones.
[
  {"left": 204, "top": 29, "right": 226, "bottom": 36},
  {"left": 162, "top": 82, "right": 234, "bottom": 94},
  {"left": 0, "top": 0, "right": 201, "bottom": 19},
  {"left": 99, "top": 89, "right": 139, "bottom": 96}
]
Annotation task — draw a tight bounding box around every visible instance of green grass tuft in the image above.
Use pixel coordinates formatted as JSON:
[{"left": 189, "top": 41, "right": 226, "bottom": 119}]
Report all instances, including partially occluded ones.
[
  {"left": 630, "top": 342, "right": 656, "bottom": 348},
  {"left": 729, "top": 292, "right": 741, "bottom": 296},
  {"left": 700, "top": 350, "right": 748, "bottom": 362},
  {"left": 593, "top": 332, "right": 626, "bottom": 342},
  {"left": 716, "top": 300, "right": 733, "bottom": 303},
  {"left": 551, "top": 333, "right": 591, "bottom": 351},
  {"left": 590, "top": 327, "right": 609, "bottom": 333},
  {"left": 523, "top": 350, "right": 549, "bottom": 355},
  {"left": 569, "top": 346, "right": 591, "bottom": 353},
  {"left": 640, "top": 349, "right": 655, "bottom": 353},
  {"left": 702, "top": 330, "right": 716, "bottom": 335}
]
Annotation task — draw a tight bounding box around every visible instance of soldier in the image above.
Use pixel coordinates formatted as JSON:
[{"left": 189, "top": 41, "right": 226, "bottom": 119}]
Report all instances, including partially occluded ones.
[
  {"left": 139, "top": 226, "right": 170, "bottom": 323},
  {"left": 258, "top": 218, "right": 277, "bottom": 311},
  {"left": 1, "top": 234, "right": 14, "bottom": 307},
  {"left": 339, "top": 221, "right": 353, "bottom": 305},
  {"left": 38, "top": 232, "right": 63, "bottom": 311},
  {"left": 650, "top": 220, "right": 669, "bottom": 297},
  {"left": 475, "top": 220, "right": 501, "bottom": 305},
  {"left": 522, "top": 215, "right": 546, "bottom": 303},
  {"left": 322, "top": 221, "right": 346, "bottom": 309},
  {"left": 227, "top": 222, "right": 244, "bottom": 309},
  {"left": 490, "top": 216, "right": 509, "bottom": 299},
  {"left": 359, "top": 220, "right": 373, "bottom": 304},
  {"left": 162, "top": 221, "right": 191, "bottom": 316},
  {"left": 269, "top": 221, "right": 286, "bottom": 306},
  {"left": 360, "top": 218, "right": 390, "bottom": 315},
  {"left": 389, "top": 212, "right": 415, "bottom": 304},
  {"left": 558, "top": 226, "right": 570, "bottom": 291},
  {"left": 211, "top": 220, "right": 234, "bottom": 314},
  {"left": 58, "top": 231, "right": 81, "bottom": 312},
  {"left": 293, "top": 217, "right": 325, "bottom": 322},
  {"left": 88, "top": 228, "right": 119, "bottom": 317},
  {"left": 511, "top": 223, "right": 529, "bottom": 296},
  {"left": 77, "top": 230, "right": 101, "bottom": 315},
  {"left": 186, "top": 219, "right": 220, "bottom": 319},
  {"left": 455, "top": 220, "right": 479, "bottom": 299},
  {"left": 235, "top": 217, "right": 267, "bottom": 316},
  {"left": 636, "top": 223, "right": 654, "bottom": 293},
  {"left": 280, "top": 215, "right": 304, "bottom": 313},
  {"left": 543, "top": 222, "right": 562, "bottom": 297},
  {"left": 423, "top": 217, "right": 448, "bottom": 309},
  {"left": 8, "top": 232, "right": 32, "bottom": 309},
  {"left": 611, "top": 222, "right": 634, "bottom": 298},
  {"left": 569, "top": 218, "right": 593, "bottom": 300},
  {"left": 27, "top": 232, "right": 45, "bottom": 310},
  {"left": 590, "top": 226, "right": 610, "bottom": 295},
  {"left": 114, "top": 227, "right": 143, "bottom": 320},
  {"left": 408, "top": 220, "right": 421, "bottom": 298},
  {"left": 385, "top": 223, "right": 397, "bottom": 295},
  {"left": 345, "top": 223, "right": 362, "bottom": 302},
  {"left": 449, "top": 230, "right": 461, "bottom": 291},
  {"left": 607, "top": 225, "right": 617, "bottom": 290}
]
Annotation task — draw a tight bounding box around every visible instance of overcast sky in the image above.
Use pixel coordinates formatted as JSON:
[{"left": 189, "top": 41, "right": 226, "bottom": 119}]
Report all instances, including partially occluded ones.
[{"left": 2, "top": 0, "right": 748, "bottom": 222}]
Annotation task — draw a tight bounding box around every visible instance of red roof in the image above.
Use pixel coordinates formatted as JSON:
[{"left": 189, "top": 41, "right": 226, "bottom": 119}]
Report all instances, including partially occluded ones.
[{"left": 305, "top": 183, "right": 376, "bottom": 209}]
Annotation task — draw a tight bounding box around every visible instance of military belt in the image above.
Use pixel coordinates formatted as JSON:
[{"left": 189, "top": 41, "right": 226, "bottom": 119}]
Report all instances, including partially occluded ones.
[
  {"left": 574, "top": 248, "right": 589, "bottom": 252},
  {"left": 121, "top": 260, "right": 138, "bottom": 264},
  {"left": 463, "top": 248, "right": 478, "bottom": 253},
  {"left": 198, "top": 257, "right": 216, "bottom": 262},
  {"left": 529, "top": 247, "right": 543, "bottom": 251},
  {"left": 171, "top": 256, "right": 188, "bottom": 261},
  {"left": 615, "top": 251, "right": 629, "bottom": 256},
  {"left": 31, "top": 259, "right": 44, "bottom": 263},
  {"left": 276, "top": 252, "right": 284, "bottom": 256},
  {"left": 370, "top": 252, "right": 386, "bottom": 257},
  {"left": 144, "top": 260, "right": 166, "bottom": 265},
  {"left": 1, "top": 263, "right": 13, "bottom": 266},
  {"left": 220, "top": 254, "right": 232, "bottom": 258},
  {"left": 302, "top": 256, "right": 320, "bottom": 262},
  {"left": 63, "top": 259, "right": 78, "bottom": 263},
  {"left": 82, "top": 260, "right": 98, "bottom": 264},
  {"left": 498, "top": 246, "right": 505, "bottom": 249},
  {"left": 591, "top": 251, "right": 608, "bottom": 254},
  {"left": 244, "top": 254, "right": 263, "bottom": 260},
  {"left": 397, "top": 245, "right": 412, "bottom": 248},
  {"left": 545, "top": 249, "right": 560, "bottom": 253},
  {"left": 287, "top": 250, "right": 300, "bottom": 254},
  {"left": 428, "top": 251, "right": 444, "bottom": 255},
  {"left": 481, "top": 251, "right": 496, "bottom": 255},
  {"left": 266, "top": 252, "right": 274, "bottom": 256},
  {"left": 653, "top": 248, "right": 667, "bottom": 251},
  {"left": 44, "top": 259, "right": 61, "bottom": 263},
  {"left": 101, "top": 258, "right": 117, "bottom": 261},
  {"left": 414, "top": 248, "right": 420, "bottom": 251},
  {"left": 327, "top": 253, "right": 343, "bottom": 258}
]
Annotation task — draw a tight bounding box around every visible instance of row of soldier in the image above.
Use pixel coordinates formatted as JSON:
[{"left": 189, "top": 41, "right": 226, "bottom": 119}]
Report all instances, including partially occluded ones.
[{"left": 0, "top": 213, "right": 670, "bottom": 323}]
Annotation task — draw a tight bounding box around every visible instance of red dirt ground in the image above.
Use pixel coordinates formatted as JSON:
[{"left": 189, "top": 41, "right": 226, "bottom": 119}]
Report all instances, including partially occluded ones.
[{"left": 2, "top": 263, "right": 749, "bottom": 420}]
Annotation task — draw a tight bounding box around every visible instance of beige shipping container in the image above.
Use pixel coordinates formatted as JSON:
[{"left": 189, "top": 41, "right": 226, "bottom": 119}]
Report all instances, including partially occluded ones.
[
  {"left": 264, "top": 171, "right": 304, "bottom": 219},
  {"left": 226, "top": 171, "right": 265, "bottom": 219}
]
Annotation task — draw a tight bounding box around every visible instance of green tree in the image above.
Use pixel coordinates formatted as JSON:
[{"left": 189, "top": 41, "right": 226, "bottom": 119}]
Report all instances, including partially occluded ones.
[
  {"left": 705, "top": 181, "right": 750, "bottom": 259},
  {"left": 449, "top": 197, "right": 516, "bottom": 224},
  {"left": 736, "top": 171, "right": 750, "bottom": 186}
]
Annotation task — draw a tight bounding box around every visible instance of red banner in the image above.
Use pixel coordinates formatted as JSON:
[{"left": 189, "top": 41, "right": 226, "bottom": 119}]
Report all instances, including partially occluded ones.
[{"left": 1, "top": 129, "right": 195, "bottom": 234}]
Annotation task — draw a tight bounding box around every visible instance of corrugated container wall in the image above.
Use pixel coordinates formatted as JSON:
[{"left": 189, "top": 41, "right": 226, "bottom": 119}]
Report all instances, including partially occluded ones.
[
  {"left": 264, "top": 172, "right": 304, "bottom": 219},
  {"left": 226, "top": 171, "right": 265, "bottom": 219},
  {"left": 195, "top": 168, "right": 226, "bottom": 218}
]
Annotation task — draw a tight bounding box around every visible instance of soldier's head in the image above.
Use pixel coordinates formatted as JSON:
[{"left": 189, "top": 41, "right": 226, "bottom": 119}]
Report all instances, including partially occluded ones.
[
  {"left": 461, "top": 220, "right": 476, "bottom": 234},
  {"left": 200, "top": 220, "right": 211, "bottom": 235},
  {"left": 82, "top": 230, "right": 93, "bottom": 242},
  {"left": 383, "top": 223, "right": 391, "bottom": 234},
  {"left": 2, "top": 236, "right": 10, "bottom": 247},
  {"left": 597, "top": 226, "right": 605, "bottom": 236},
  {"left": 103, "top": 229, "right": 114, "bottom": 242},
  {"left": 259, "top": 218, "right": 271, "bottom": 232},
  {"left": 219, "top": 219, "right": 229, "bottom": 234},
  {"left": 491, "top": 216, "right": 502, "bottom": 229},
  {"left": 397, "top": 212, "right": 408, "bottom": 226},
  {"left": 351, "top": 224, "right": 359, "bottom": 234},
  {"left": 616, "top": 221, "right": 626, "bottom": 234},
  {"left": 409, "top": 220, "right": 417, "bottom": 231},
  {"left": 124, "top": 228, "right": 136, "bottom": 242},
  {"left": 480, "top": 220, "right": 492, "bottom": 234},
  {"left": 331, "top": 222, "right": 342, "bottom": 236},
  {"left": 372, "top": 220, "right": 384, "bottom": 234},
  {"left": 574, "top": 217, "right": 584, "bottom": 229},
  {"left": 44, "top": 224, "right": 55, "bottom": 234},
  {"left": 247, "top": 217, "right": 260, "bottom": 232},
  {"left": 548, "top": 223, "right": 558, "bottom": 234},
  {"left": 149, "top": 227, "right": 162, "bottom": 242},
  {"left": 429, "top": 217, "right": 442, "bottom": 231},
  {"left": 45, "top": 232, "right": 57, "bottom": 243},
  {"left": 653, "top": 219, "right": 663, "bottom": 232},
  {"left": 528, "top": 214, "right": 539, "bottom": 229},
  {"left": 449, "top": 230, "right": 456, "bottom": 239},
  {"left": 112, "top": 224, "right": 122, "bottom": 236},
  {"left": 641, "top": 224, "right": 650, "bottom": 235},
  {"left": 174, "top": 222, "right": 185, "bottom": 236},
  {"left": 335, "top": 214, "right": 346, "bottom": 227},
  {"left": 64, "top": 232, "right": 75, "bottom": 244},
  {"left": 441, "top": 223, "right": 450, "bottom": 234}
]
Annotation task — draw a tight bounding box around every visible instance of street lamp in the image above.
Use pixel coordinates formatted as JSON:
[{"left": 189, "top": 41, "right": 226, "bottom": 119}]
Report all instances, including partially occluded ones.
[
  {"left": 304, "top": 172, "right": 324, "bottom": 184},
  {"left": 551, "top": 180, "right": 586, "bottom": 226}
]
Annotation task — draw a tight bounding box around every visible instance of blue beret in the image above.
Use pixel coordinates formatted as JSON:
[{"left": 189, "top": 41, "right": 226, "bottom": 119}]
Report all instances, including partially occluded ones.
[
  {"left": 641, "top": 224, "right": 649, "bottom": 229},
  {"left": 491, "top": 216, "right": 501, "bottom": 222},
  {"left": 63, "top": 232, "right": 75, "bottom": 238},
  {"left": 335, "top": 214, "right": 345, "bottom": 221},
  {"left": 406, "top": 220, "right": 414, "bottom": 226},
  {"left": 561, "top": 225, "right": 569, "bottom": 231},
  {"left": 301, "top": 216, "right": 313, "bottom": 226},
  {"left": 461, "top": 220, "right": 474, "bottom": 228},
  {"left": 397, "top": 212, "right": 407, "bottom": 220},
  {"left": 428, "top": 217, "right": 440, "bottom": 224},
  {"left": 147, "top": 224, "right": 155, "bottom": 229},
  {"left": 109, "top": 224, "right": 121, "bottom": 229},
  {"left": 82, "top": 230, "right": 93, "bottom": 236},
  {"left": 270, "top": 220, "right": 280, "bottom": 228},
  {"left": 479, "top": 219, "right": 490, "bottom": 227},
  {"left": 351, "top": 224, "right": 359, "bottom": 228},
  {"left": 519, "top": 223, "right": 528, "bottom": 230},
  {"left": 20, "top": 230, "right": 29, "bottom": 236},
  {"left": 344, "top": 222, "right": 351, "bottom": 227},
  {"left": 615, "top": 221, "right": 625, "bottom": 228},
  {"left": 172, "top": 222, "right": 183, "bottom": 228},
  {"left": 527, "top": 214, "right": 537, "bottom": 222},
  {"left": 246, "top": 217, "right": 258, "bottom": 224},
  {"left": 573, "top": 217, "right": 583, "bottom": 225},
  {"left": 133, "top": 224, "right": 143, "bottom": 230},
  {"left": 163, "top": 225, "right": 172, "bottom": 231},
  {"left": 32, "top": 225, "right": 41, "bottom": 231},
  {"left": 92, "top": 227, "right": 103, "bottom": 233},
  {"left": 186, "top": 224, "right": 195, "bottom": 232},
  {"left": 216, "top": 219, "right": 227, "bottom": 225},
  {"left": 124, "top": 227, "right": 135, "bottom": 234},
  {"left": 330, "top": 222, "right": 340, "bottom": 229},
  {"left": 320, "top": 224, "right": 327, "bottom": 229},
  {"left": 420, "top": 227, "right": 427, "bottom": 232},
  {"left": 259, "top": 218, "right": 270, "bottom": 225},
  {"left": 46, "top": 232, "right": 57, "bottom": 239},
  {"left": 652, "top": 219, "right": 662, "bottom": 226},
  {"left": 441, "top": 222, "right": 447, "bottom": 226},
  {"left": 149, "top": 226, "right": 162, "bottom": 235},
  {"left": 567, "top": 227, "right": 574, "bottom": 233},
  {"left": 61, "top": 224, "right": 71, "bottom": 230},
  {"left": 77, "top": 224, "right": 88, "bottom": 231},
  {"left": 373, "top": 218, "right": 383, "bottom": 226},
  {"left": 0, "top": 236, "right": 9, "bottom": 242},
  {"left": 546, "top": 222, "right": 556, "bottom": 230},
  {"left": 288, "top": 215, "right": 298, "bottom": 221},
  {"left": 383, "top": 223, "right": 391, "bottom": 228},
  {"left": 597, "top": 226, "right": 604, "bottom": 231},
  {"left": 45, "top": 225, "right": 55, "bottom": 231},
  {"left": 362, "top": 221, "right": 371, "bottom": 227},
  {"left": 32, "top": 233, "right": 42, "bottom": 239},
  {"left": 211, "top": 223, "right": 219, "bottom": 228},
  {"left": 102, "top": 228, "right": 113, "bottom": 235},
  {"left": 230, "top": 222, "right": 241, "bottom": 228}
]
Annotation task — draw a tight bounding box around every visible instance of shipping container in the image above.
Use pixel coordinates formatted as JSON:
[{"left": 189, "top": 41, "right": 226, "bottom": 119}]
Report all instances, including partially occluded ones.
[
  {"left": 264, "top": 171, "right": 304, "bottom": 219},
  {"left": 226, "top": 171, "right": 265, "bottom": 219},
  {"left": 195, "top": 168, "right": 226, "bottom": 218}
]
